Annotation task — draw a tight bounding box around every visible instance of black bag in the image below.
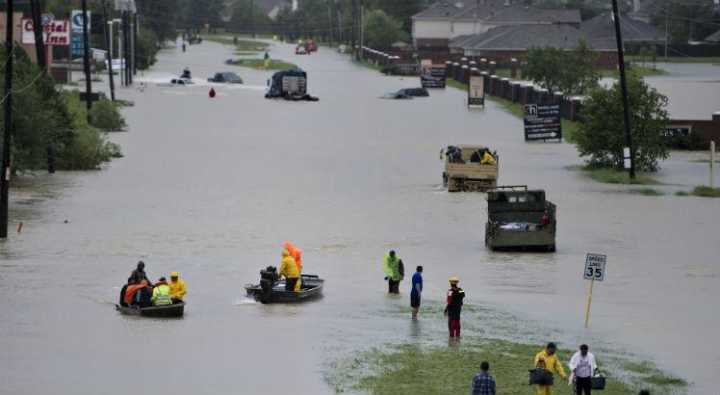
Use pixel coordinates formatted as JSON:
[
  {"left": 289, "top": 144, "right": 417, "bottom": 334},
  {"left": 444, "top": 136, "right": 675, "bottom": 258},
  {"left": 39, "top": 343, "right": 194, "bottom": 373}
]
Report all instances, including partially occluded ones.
[
  {"left": 528, "top": 369, "right": 554, "bottom": 386},
  {"left": 591, "top": 375, "right": 606, "bottom": 390}
]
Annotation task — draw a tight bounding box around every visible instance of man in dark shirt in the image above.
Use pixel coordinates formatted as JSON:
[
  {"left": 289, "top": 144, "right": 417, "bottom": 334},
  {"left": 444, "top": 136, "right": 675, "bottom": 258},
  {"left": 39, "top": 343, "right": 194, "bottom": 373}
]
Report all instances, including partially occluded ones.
[
  {"left": 130, "top": 261, "right": 150, "bottom": 284},
  {"left": 444, "top": 276, "right": 465, "bottom": 338},
  {"left": 471, "top": 361, "right": 496, "bottom": 395}
]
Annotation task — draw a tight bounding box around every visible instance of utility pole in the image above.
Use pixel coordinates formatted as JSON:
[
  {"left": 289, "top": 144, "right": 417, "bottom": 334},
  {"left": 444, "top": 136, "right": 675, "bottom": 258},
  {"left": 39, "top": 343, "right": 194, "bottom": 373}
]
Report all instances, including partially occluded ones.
[
  {"left": 103, "top": 0, "right": 116, "bottom": 101},
  {"left": 351, "top": 0, "right": 358, "bottom": 60},
  {"left": 118, "top": 16, "right": 124, "bottom": 86},
  {"left": 1, "top": 0, "right": 15, "bottom": 238},
  {"left": 327, "top": 0, "right": 334, "bottom": 47},
  {"left": 81, "top": 0, "right": 93, "bottom": 113},
  {"left": 359, "top": 3, "right": 364, "bottom": 59},
  {"left": 133, "top": 13, "right": 138, "bottom": 75},
  {"left": 30, "top": 0, "right": 46, "bottom": 70},
  {"left": 129, "top": 15, "right": 135, "bottom": 79},
  {"left": 664, "top": 2, "right": 669, "bottom": 59},
  {"left": 250, "top": 0, "right": 255, "bottom": 38},
  {"left": 611, "top": 0, "right": 635, "bottom": 179}
]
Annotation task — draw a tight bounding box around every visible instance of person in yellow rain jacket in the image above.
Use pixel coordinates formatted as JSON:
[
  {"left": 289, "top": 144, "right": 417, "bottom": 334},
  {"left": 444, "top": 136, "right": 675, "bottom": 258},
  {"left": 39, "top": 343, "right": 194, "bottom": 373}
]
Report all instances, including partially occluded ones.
[
  {"left": 279, "top": 249, "right": 301, "bottom": 292},
  {"left": 534, "top": 343, "right": 567, "bottom": 395},
  {"left": 480, "top": 151, "right": 497, "bottom": 165},
  {"left": 151, "top": 277, "right": 173, "bottom": 306},
  {"left": 284, "top": 242, "right": 303, "bottom": 273},
  {"left": 169, "top": 272, "right": 187, "bottom": 303}
]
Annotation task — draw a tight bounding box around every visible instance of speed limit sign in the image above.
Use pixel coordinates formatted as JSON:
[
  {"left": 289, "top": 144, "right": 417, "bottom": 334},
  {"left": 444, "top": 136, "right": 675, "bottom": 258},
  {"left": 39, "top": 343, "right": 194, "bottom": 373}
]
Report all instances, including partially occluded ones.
[{"left": 584, "top": 253, "right": 606, "bottom": 282}]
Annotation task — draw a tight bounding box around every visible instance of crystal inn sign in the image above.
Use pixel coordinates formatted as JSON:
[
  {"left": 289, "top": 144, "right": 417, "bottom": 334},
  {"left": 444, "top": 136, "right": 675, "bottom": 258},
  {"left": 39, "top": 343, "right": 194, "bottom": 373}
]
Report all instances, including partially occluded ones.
[{"left": 22, "top": 19, "right": 70, "bottom": 46}]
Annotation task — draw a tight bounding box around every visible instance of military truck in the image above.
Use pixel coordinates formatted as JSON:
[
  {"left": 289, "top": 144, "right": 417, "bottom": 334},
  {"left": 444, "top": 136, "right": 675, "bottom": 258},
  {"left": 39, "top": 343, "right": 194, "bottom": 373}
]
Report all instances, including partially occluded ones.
[
  {"left": 485, "top": 186, "right": 556, "bottom": 252},
  {"left": 442, "top": 145, "right": 499, "bottom": 192}
]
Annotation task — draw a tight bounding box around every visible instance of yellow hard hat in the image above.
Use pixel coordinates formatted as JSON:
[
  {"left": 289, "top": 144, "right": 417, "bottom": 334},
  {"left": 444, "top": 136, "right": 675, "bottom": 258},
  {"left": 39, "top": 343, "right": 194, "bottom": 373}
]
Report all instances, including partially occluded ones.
[
  {"left": 171, "top": 272, "right": 179, "bottom": 277},
  {"left": 449, "top": 276, "right": 460, "bottom": 284}
]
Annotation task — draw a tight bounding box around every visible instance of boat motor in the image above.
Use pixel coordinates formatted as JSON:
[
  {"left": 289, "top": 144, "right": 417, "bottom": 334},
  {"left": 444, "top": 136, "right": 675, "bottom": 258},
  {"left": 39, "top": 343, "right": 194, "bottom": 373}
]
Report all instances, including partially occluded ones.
[{"left": 259, "top": 266, "right": 278, "bottom": 303}]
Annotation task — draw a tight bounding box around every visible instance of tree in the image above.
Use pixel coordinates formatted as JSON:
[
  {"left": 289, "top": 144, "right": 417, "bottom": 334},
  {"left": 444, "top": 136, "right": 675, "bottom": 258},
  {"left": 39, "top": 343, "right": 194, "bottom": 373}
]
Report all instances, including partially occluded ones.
[
  {"left": 364, "top": 0, "right": 425, "bottom": 32},
  {"left": 574, "top": 72, "right": 670, "bottom": 172},
  {"left": 0, "top": 45, "right": 121, "bottom": 172},
  {"left": 363, "top": 9, "right": 408, "bottom": 49},
  {"left": 524, "top": 40, "right": 600, "bottom": 95}
]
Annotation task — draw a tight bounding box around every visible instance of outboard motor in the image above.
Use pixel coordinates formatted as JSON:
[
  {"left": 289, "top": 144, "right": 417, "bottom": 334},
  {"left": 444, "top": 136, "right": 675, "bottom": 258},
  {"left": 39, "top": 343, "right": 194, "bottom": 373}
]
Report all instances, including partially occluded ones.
[{"left": 259, "top": 266, "right": 278, "bottom": 304}]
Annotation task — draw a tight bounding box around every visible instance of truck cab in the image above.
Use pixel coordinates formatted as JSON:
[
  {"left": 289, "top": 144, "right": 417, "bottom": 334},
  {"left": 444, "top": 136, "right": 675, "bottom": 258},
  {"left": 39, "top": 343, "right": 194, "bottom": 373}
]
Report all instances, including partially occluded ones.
[{"left": 485, "top": 186, "right": 556, "bottom": 252}]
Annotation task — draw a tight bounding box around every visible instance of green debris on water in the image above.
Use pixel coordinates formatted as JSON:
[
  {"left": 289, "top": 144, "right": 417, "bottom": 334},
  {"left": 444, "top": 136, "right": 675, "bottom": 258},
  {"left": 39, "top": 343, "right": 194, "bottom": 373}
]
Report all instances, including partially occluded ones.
[
  {"left": 690, "top": 185, "right": 720, "bottom": 198},
  {"left": 630, "top": 188, "right": 665, "bottom": 196}
]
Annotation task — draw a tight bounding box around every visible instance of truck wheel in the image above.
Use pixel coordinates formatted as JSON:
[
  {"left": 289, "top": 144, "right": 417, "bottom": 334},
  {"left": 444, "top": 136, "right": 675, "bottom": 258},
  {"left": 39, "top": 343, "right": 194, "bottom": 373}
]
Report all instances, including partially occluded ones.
[
  {"left": 448, "top": 179, "right": 457, "bottom": 192},
  {"left": 547, "top": 244, "right": 556, "bottom": 253}
]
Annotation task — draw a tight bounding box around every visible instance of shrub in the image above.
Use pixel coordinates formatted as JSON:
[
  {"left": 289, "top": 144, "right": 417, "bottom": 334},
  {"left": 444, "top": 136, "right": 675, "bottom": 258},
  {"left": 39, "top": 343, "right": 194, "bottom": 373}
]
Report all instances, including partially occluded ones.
[{"left": 89, "top": 99, "right": 126, "bottom": 131}]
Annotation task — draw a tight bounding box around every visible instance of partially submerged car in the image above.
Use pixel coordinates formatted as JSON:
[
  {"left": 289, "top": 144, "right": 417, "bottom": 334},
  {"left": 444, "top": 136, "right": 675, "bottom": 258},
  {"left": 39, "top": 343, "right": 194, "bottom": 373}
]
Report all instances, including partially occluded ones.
[
  {"left": 169, "top": 77, "right": 194, "bottom": 86},
  {"left": 208, "top": 72, "right": 243, "bottom": 84},
  {"left": 296, "top": 45, "right": 308, "bottom": 55},
  {"left": 382, "top": 87, "right": 430, "bottom": 100}
]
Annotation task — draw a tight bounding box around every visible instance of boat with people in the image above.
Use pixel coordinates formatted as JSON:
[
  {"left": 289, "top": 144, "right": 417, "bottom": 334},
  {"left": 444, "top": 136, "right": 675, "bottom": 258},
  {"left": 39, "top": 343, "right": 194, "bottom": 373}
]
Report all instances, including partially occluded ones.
[
  {"left": 115, "top": 263, "right": 188, "bottom": 318},
  {"left": 116, "top": 302, "right": 185, "bottom": 318},
  {"left": 245, "top": 266, "right": 324, "bottom": 304}
]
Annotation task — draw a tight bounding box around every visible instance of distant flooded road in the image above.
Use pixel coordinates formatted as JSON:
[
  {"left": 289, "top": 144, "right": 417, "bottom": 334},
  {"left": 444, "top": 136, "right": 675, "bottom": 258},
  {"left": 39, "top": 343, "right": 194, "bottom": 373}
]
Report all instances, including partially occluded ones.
[{"left": 1, "top": 40, "right": 719, "bottom": 394}]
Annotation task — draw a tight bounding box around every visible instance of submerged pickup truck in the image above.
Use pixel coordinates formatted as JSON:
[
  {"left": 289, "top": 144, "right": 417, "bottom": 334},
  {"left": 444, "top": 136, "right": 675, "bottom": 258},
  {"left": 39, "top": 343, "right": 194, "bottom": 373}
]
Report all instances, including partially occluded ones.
[
  {"left": 442, "top": 145, "right": 499, "bottom": 192},
  {"left": 485, "top": 186, "right": 557, "bottom": 252}
]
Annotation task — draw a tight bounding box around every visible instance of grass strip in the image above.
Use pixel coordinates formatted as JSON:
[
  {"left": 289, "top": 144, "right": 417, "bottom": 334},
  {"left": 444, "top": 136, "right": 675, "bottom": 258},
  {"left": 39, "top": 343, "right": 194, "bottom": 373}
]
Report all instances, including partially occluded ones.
[
  {"left": 227, "top": 58, "right": 297, "bottom": 70},
  {"left": 330, "top": 339, "right": 685, "bottom": 395},
  {"left": 690, "top": 185, "right": 720, "bottom": 197},
  {"left": 204, "top": 35, "right": 270, "bottom": 52},
  {"left": 581, "top": 167, "right": 660, "bottom": 185}
]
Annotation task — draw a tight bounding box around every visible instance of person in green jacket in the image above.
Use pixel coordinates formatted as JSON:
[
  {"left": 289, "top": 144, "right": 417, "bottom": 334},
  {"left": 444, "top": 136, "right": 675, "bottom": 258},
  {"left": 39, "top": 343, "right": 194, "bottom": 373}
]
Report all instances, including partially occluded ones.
[
  {"left": 383, "top": 250, "right": 403, "bottom": 294},
  {"left": 151, "top": 277, "right": 173, "bottom": 306}
]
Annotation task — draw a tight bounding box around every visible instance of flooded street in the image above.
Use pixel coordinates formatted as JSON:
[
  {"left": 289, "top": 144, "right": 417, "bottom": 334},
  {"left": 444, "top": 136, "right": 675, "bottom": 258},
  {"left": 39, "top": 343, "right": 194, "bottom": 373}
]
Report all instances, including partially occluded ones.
[{"left": 1, "top": 40, "right": 719, "bottom": 394}]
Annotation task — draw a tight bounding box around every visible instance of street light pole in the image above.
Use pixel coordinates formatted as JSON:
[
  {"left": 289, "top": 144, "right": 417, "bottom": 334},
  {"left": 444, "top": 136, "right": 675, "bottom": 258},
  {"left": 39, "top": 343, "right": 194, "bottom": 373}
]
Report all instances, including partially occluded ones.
[
  {"left": 103, "top": 0, "right": 116, "bottom": 101},
  {"left": 611, "top": 0, "right": 636, "bottom": 179},
  {"left": 81, "top": 0, "right": 93, "bottom": 113}
]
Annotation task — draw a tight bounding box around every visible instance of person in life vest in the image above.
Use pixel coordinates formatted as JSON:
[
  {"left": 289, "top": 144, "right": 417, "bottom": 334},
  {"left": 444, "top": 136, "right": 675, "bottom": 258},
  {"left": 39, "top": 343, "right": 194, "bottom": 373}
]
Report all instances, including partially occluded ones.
[
  {"left": 169, "top": 272, "right": 187, "bottom": 303},
  {"left": 279, "top": 249, "right": 301, "bottom": 292},
  {"left": 444, "top": 277, "right": 465, "bottom": 338},
  {"left": 534, "top": 342, "right": 567, "bottom": 395},
  {"left": 124, "top": 279, "right": 152, "bottom": 307},
  {"left": 283, "top": 242, "right": 303, "bottom": 273},
  {"left": 383, "top": 250, "right": 403, "bottom": 294},
  {"left": 152, "top": 277, "right": 173, "bottom": 306}
]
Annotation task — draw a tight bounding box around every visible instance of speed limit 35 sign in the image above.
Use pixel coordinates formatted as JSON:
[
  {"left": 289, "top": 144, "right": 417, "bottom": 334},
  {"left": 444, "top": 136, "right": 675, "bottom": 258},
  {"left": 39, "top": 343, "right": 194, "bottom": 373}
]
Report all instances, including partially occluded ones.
[{"left": 584, "top": 253, "right": 606, "bottom": 282}]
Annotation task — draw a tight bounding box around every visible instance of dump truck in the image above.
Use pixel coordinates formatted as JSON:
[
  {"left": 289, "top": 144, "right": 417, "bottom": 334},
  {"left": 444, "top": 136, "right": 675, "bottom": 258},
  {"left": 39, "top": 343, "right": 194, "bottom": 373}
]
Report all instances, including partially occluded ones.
[
  {"left": 442, "top": 145, "right": 499, "bottom": 192},
  {"left": 485, "top": 186, "right": 557, "bottom": 252}
]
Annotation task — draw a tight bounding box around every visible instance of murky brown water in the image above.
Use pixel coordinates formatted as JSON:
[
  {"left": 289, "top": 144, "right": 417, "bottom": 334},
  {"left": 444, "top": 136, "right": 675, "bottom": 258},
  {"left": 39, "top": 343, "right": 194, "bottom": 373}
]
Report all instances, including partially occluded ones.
[{"left": 1, "top": 40, "right": 719, "bottom": 394}]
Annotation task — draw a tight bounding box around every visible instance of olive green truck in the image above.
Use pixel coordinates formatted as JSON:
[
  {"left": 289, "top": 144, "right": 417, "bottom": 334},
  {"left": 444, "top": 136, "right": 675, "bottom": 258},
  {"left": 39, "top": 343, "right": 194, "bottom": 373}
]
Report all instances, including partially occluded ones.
[{"left": 485, "top": 186, "right": 557, "bottom": 252}]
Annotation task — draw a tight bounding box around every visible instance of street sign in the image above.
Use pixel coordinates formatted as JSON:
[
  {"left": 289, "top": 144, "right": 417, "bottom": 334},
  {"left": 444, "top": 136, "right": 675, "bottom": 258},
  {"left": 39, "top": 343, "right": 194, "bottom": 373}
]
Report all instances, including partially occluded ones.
[
  {"left": 71, "top": 10, "right": 90, "bottom": 33},
  {"left": 583, "top": 252, "right": 606, "bottom": 328},
  {"left": 523, "top": 104, "right": 562, "bottom": 142},
  {"left": 584, "top": 253, "right": 606, "bottom": 282},
  {"left": 468, "top": 75, "right": 485, "bottom": 107}
]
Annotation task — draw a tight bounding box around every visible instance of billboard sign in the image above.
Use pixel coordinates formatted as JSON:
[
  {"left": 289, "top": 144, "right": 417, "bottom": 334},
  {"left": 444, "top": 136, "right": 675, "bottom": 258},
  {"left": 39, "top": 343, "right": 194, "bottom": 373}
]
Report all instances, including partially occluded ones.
[{"left": 21, "top": 19, "right": 70, "bottom": 46}]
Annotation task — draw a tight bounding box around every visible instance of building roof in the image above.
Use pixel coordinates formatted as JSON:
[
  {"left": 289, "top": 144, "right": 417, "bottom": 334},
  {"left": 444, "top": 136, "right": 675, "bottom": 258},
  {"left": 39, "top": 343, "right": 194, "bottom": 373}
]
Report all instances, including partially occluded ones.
[
  {"left": 412, "top": 1, "right": 466, "bottom": 19},
  {"left": 452, "top": 23, "right": 616, "bottom": 51},
  {"left": 413, "top": 0, "right": 580, "bottom": 24},
  {"left": 581, "top": 12, "right": 663, "bottom": 44},
  {"left": 705, "top": 29, "right": 720, "bottom": 43}
]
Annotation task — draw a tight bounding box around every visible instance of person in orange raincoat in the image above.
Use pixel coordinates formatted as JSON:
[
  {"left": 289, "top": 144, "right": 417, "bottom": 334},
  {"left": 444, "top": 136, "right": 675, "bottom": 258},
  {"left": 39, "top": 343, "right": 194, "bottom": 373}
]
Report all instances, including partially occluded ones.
[{"left": 283, "top": 242, "right": 303, "bottom": 273}]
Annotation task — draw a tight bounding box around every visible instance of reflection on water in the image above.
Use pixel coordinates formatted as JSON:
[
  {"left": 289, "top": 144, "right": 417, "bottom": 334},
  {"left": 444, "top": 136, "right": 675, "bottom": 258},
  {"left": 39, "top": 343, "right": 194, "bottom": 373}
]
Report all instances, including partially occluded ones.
[{"left": 1, "top": 40, "right": 719, "bottom": 394}]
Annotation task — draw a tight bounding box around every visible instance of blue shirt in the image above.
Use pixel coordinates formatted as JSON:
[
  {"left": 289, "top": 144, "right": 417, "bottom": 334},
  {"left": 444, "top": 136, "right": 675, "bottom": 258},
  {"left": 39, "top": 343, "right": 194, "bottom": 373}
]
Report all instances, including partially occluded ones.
[
  {"left": 411, "top": 272, "right": 423, "bottom": 295},
  {"left": 471, "top": 372, "right": 496, "bottom": 395}
]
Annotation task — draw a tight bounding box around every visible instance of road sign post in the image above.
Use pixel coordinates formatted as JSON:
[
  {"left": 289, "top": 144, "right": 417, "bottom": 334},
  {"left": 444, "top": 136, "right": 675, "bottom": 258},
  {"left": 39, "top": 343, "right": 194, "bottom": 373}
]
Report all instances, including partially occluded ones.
[{"left": 583, "top": 253, "right": 606, "bottom": 328}]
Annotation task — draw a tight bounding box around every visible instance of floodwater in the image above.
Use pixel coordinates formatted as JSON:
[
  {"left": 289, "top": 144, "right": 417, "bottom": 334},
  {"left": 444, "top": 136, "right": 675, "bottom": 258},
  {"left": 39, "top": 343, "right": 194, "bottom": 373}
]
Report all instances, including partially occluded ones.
[{"left": 1, "top": 40, "right": 719, "bottom": 395}]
